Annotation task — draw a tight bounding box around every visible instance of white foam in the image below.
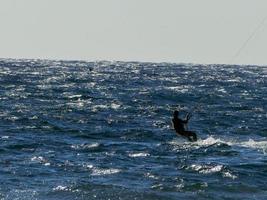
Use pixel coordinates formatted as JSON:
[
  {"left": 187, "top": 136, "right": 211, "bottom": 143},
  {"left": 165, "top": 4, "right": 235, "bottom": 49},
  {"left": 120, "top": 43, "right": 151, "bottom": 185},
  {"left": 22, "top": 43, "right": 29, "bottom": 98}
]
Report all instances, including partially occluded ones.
[
  {"left": 151, "top": 183, "right": 163, "bottom": 189},
  {"left": 82, "top": 163, "right": 94, "bottom": 169},
  {"left": 226, "top": 78, "right": 241, "bottom": 83},
  {"left": 165, "top": 86, "right": 189, "bottom": 93},
  {"left": 66, "top": 100, "right": 85, "bottom": 108},
  {"left": 68, "top": 94, "right": 82, "bottom": 99},
  {"left": 190, "top": 164, "right": 223, "bottom": 174},
  {"left": 53, "top": 185, "right": 70, "bottom": 191},
  {"left": 71, "top": 143, "right": 100, "bottom": 150},
  {"left": 193, "top": 136, "right": 267, "bottom": 154},
  {"left": 91, "top": 168, "right": 121, "bottom": 176},
  {"left": 111, "top": 103, "right": 121, "bottom": 109},
  {"left": 83, "top": 143, "right": 100, "bottom": 149},
  {"left": 223, "top": 171, "right": 238, "bottom": 180},
  {"left": 145, "top": 172, "right": 159, "bottom": 180},
  {"left": 189, "top": 164, "right": 237, "bottom": 179},
  {"left": 170, "top": 136, "right": 267, "bottom": 154},
  {"left": 240, "top": 139, "right": 267, "bottom": 154},
  {"left": 31, "top": 156, "right": 51, "bottom": 166},
  {"left": 217, "top": 88, "right": 227, "bottom": 93},
  {"left": 92, "top": 104, "right": 108, "bottom": 112},
  {"left": 128, "top": 152, "right": 150, "bottom": 158},
  {"left": 31, "top": 156, "right": 46, "bottom": 162},
  {"left": 195, "top": 136, "right": 233, "bottom": 147}
]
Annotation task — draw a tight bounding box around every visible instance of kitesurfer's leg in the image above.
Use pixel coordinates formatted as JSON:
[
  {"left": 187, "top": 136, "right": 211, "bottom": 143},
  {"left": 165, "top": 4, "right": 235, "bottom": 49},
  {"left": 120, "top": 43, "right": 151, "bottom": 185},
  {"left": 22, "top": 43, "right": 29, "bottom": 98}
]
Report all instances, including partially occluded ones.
[{"left": 183, "top": 131, "right": 197, "bottom": 142}]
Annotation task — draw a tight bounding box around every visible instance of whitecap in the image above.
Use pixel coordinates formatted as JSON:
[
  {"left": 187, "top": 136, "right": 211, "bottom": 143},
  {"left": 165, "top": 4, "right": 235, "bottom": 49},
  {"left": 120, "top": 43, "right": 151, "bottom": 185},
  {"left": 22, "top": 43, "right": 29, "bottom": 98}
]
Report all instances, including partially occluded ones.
[
  {"left": 85, "top": 143, "right": 100, "bottom": 148},
  {"left": 87, "top": 82, "right": 96, "bottom": 87},
  {"left": 188, "top": 136, "right": 267, "bottom": 154},
  {"left": 169, "top": 137, "right": 188, "bottom": 145},
  {"left": 53, "top": 185, "right": 70, "bottom": 191},
  {"left": 68, "top": 94, "right": 82, "bottom": 99},
  {"left": 240, "top": 139, "right": 267, "bottom": 154},
  {"left": 223, "top": 171, "right": 238, "bottom": 179},
  {"left": 7, "top": 116, "right": 19, "bottom": 121},
  {"left": 31, "top": 156, "right": 46, "bottom": 162},
  {"left": 128, "top": 152, "right": 150, "bottom": 158},
  {"left": 170, "top": 136, "right": 234, "bottom": 154},
  {"left": 44, "top": 163, "right": 51, "bottom": 166},
  {"left": 202, "top": 165, "right": 223, "bottom": 174},
  {"left": 132, "top": 69, "right": 140, "bottom": 74},
  {"left": 199, "top": 137, "right": 267, "bottom": 154},
  {"left": 82, "top": 163, "right": 94, "bottom": 169},
  {"left": 226, "top": 78, "right": 241, "bottom": 83},
  {"left": 195, "top": 136, "right": 232, "bottom": 147},
  {"left": 66, "top": 100, "right": 85, "bottom": 108},
  {"left": 91, "top": 168, "right": 121, "bottom": 176},
  {"left": 111, "top": 103, "right": 121, "bottom": 109},
  {"left": 151, "top": 183, "right": 163, "bottom": 189},
  {"left": 92, "top": 104, "right": 108, "bottom": 111},
  {"left": 29, "top": 115, "right": 38, "bottom": 120},
  {"left": 31, "top": 156, "right": 50, "bottom": 166},
  {"left": 165, "top": 86, "right": 189, "bottom": 93},
  {"left": 190, "top": 164, "right": 223, "bottom": 174},
  {"left": 145, "top": 172, "right": 159, "bottom": 180},
  {"left": 169, "top": 136, "right": 227, "bottom": 151},
  {"left": 216, "top": 88, "right": 227, "bottom": 93},
  {"left": 71, "top": 143, "right": 100, "bottom": 150},
  {"left": 175, "top": 183, "right": 185, "bottom": 189}
]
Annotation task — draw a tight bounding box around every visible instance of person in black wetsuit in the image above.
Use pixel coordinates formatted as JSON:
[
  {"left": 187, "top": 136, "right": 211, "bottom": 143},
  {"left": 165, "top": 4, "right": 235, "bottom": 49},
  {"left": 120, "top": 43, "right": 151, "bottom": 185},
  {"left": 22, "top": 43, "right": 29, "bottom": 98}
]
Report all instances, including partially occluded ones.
[{"left": 172, "top": 110, "right": 197, "bottom": 142}]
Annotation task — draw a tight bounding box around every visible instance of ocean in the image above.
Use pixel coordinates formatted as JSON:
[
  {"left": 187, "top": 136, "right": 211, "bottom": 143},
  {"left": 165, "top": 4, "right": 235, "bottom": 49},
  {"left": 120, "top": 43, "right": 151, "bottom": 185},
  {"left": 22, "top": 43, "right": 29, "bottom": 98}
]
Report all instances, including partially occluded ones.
[{"left": 0, "top": 59, "right": 266, "bottom": 199}]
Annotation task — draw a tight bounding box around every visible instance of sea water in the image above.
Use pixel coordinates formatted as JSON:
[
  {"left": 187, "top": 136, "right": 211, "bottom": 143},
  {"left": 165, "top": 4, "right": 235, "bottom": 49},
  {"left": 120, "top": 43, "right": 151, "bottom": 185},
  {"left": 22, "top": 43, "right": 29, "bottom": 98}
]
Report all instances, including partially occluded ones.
[{"left": 0, "top": 59, "right": 266, "bottom": 199}]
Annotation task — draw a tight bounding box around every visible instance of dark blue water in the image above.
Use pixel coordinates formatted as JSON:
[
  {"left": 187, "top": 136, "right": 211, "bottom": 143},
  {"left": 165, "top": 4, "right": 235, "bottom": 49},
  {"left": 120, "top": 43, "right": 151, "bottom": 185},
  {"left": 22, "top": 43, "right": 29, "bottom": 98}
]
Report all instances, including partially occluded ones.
[{"left": 0, "top": 59, "right": 266, "bottom": 199}]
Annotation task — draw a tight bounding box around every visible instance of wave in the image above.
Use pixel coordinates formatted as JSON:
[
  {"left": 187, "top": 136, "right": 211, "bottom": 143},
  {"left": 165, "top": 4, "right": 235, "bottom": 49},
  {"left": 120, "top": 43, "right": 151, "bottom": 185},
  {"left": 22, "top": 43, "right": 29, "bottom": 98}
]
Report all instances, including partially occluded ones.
[
  {"left": 187, "top": 163, "right": 237, "bottom": 180},
  {"left": 70, "top": 142, "right": 103, "bottom": 153},
  {"left": 240, "top": 139, "right": 267, "bottom": 154},
  {"left": 31, "top": 156, "right": 51, "bottom": 166},
  {"left": 170, "top": 136, "right": 267, "bottom": 154},
  {"left": 128, "top": 152, "right": 150, "bottom": 158},
  {"left": 91, "top": 168, "right": 121, "bottom": 176}
]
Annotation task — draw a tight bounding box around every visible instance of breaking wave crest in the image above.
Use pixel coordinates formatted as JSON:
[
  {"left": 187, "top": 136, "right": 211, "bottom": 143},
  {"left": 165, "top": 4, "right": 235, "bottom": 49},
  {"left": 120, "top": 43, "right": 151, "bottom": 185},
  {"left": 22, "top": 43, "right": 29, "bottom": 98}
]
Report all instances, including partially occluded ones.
[{"left": 170, "top": 136, "right": 267, "bottom": 154}]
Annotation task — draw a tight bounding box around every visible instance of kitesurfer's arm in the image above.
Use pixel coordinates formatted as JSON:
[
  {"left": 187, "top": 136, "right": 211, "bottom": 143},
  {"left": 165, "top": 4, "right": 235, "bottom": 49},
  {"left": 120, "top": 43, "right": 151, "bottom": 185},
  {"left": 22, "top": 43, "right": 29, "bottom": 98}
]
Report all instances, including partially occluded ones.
[
  {"left": 186, "top": 113, "right": 192, "bottom": 120},
  {"left": 180, "top": 119, "right": 188, "bottom": 124},
  {"left": 182, "top": 113, "right": 192, "bottom": 124}
]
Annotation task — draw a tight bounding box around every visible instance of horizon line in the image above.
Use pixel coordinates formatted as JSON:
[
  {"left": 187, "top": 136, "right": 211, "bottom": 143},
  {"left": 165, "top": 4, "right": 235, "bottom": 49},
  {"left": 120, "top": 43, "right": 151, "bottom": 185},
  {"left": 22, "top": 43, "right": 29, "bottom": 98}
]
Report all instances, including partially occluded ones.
[{"left": 0, "top": 56, "right": 266, "bottom": 68}]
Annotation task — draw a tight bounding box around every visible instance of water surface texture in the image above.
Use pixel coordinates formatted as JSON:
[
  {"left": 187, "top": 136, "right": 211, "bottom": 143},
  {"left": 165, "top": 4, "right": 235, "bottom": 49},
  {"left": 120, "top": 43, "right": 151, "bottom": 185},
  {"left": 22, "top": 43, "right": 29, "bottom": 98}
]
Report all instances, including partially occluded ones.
[{"left": 0, "top": 59, "right": 266, "bottom": 199}]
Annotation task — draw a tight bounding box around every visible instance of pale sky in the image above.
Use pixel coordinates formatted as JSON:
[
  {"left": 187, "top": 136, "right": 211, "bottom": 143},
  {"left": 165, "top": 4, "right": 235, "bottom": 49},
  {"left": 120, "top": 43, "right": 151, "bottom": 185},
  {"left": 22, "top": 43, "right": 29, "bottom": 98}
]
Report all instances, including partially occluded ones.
[{"left": 0, "top": 0, "right": 267, "bottom": 65}]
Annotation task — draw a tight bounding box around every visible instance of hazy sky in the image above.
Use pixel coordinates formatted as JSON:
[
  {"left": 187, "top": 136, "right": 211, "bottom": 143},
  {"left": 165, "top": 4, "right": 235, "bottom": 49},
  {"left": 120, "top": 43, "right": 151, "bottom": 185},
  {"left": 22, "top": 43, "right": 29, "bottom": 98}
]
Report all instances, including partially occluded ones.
[{"left": 0, "top": 0, "right": 267, "bottom": 65}]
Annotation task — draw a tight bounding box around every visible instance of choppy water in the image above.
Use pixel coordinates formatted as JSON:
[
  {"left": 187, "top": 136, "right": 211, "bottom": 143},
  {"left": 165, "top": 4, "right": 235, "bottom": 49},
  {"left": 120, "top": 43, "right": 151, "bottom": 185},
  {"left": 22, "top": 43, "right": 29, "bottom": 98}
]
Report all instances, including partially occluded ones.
[{"left": 0, "top": 59, "right": 266, "bottom": 200}]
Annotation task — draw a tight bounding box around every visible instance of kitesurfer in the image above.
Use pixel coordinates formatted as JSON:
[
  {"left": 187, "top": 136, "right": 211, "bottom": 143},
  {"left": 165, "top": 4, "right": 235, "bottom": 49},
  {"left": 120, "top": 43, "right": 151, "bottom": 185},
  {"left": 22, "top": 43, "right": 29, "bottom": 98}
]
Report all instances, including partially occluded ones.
[{"left": 172, "top": 110, "right": 197, "bottom": 142}]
